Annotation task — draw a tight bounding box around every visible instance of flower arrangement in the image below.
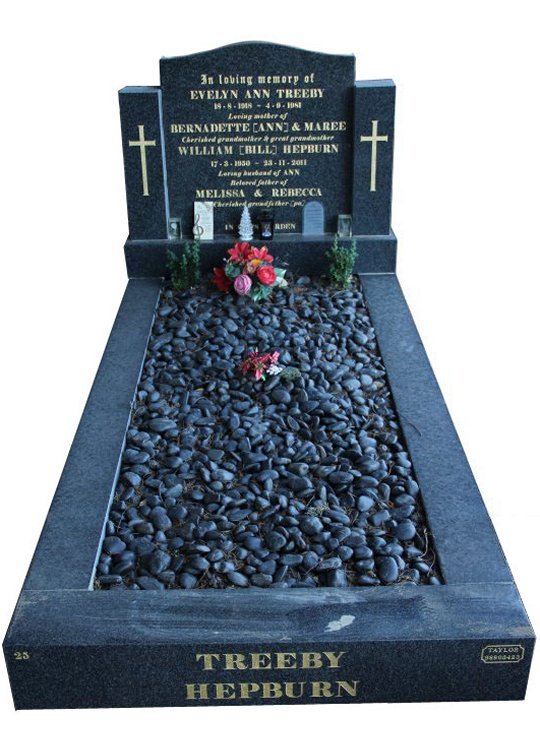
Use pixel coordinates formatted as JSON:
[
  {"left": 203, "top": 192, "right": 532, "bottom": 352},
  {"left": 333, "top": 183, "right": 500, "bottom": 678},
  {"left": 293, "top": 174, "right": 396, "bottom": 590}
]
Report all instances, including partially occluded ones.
[
  {"left": 213, "top": 242, "right": 287, "bottom": 301},
  {"left": 239, "top": 350, "right": 282, "bottom": 381}
]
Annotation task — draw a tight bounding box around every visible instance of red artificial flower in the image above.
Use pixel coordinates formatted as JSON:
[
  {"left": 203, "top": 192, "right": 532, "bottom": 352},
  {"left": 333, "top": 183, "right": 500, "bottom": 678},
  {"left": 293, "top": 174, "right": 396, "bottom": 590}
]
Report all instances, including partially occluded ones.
[
  {"left": 248, "top": 245, "right": 274, "bottom": 263},
  {"left": 228, "top": 242, "right": 252, "bottom": 262},
  {"left": 239, "top": 350, "right": 280, "bottom": 380},
  {"left": 256, "top": 265, "right": 277, "bottom": 286},
  {"left": 212, "top": 266, "right": 232, "bottom": 292}
]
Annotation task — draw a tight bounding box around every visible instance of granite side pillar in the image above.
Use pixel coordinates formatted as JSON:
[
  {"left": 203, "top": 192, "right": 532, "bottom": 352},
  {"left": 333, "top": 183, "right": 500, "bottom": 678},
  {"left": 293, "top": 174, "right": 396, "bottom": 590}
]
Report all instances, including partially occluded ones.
[
  {"left": 119, "top": 87, "right": 169, "bottom": 239},
  {"left": 352, "top": 80, "right": 395, "bottom": 235}
]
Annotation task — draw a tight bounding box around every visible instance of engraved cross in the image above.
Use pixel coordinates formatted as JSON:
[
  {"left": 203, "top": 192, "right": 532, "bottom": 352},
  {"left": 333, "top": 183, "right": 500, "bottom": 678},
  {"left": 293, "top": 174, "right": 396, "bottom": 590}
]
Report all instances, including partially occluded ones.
[
  {"left": 129, "top": 124, "right": 156, "bottom": 197},
  {"left": 360, "top": 120, "right": 389, "bottom": 192}
]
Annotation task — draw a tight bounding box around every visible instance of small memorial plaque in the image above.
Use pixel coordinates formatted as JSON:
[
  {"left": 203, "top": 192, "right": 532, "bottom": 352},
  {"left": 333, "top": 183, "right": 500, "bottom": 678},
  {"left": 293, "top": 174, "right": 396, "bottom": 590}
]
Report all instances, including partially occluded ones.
[
  {"left": 193, "top": 201, "right": 214, "bottom": 240},
  {"left": 337, "top": 213, "right": 352, "bottom": 237},
  {"left": 302, "top": 200, "right": 325, "bottom": 235},
  {"left": 168, "top": 217, "right": 182, "bottom": 240}
]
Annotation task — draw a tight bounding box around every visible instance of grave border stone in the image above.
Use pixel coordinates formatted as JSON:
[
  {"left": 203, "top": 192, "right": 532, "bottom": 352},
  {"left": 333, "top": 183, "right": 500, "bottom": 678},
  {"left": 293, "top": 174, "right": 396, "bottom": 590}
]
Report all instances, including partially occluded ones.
[{"left": 3, "top": 274, "right": 534, "bottom": 709}]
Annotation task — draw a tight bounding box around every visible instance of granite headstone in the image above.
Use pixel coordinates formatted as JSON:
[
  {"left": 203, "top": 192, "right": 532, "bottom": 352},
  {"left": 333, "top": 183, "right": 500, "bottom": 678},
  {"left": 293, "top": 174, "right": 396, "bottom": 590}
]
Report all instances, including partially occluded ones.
[
  {"left": 119, "top": 44, "right": 396, "bottom": 242},
  {"left": 160, "top": 43, "right": 354, "bottom": 236}
]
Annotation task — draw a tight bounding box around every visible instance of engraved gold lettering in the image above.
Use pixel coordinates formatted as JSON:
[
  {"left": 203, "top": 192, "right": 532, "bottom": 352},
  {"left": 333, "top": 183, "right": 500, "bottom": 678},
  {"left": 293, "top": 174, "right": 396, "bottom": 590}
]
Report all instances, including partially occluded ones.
[
  {"left": 215, "top": 683, "right": 236, "bottom": 699},
  {"left": 244, "top": 89, "right": 271, "bottom": 99},
  {"left": 271, "top": 188, "right": 322, "bottom": 198},
  {"left": 257, "top": 74, "right": 301, "bottom": 85},
  {"left": 184, "top": 679, "right": 359, "bottom": 701},
  {"left": 190, "top": 89, "right": 239, "bottom": 100},
  {"left": 252, "top": 122, "right": 289, "bottom": 133},
  {"left": 251, "top": 653, "right": 273, "bottom": 670},
  {"left": 311, "top": 681, "right": 334, "bottom": 698},
  {"left": 195, "top": 653, "right": 221, "bottom": 671},
  {"left": 170, "top": 123, "right": 251, "bottom": 134},
  {"left": 262, "top": 682, "right": 283, "bottom": 699},
  {"left": 275, "top": 652, "right": 297, "bottom": 669},
  {"left": 325, "top": 652, "right": 346, "bottom": 669},
  {"left": 336, "top": 680, "right": 359, "bottom": 697},
  {"left": 195, "top": 189, "right": 246, "bottom": 199},
  {"left": 302, "top": 653, "right": 323, "bottom": 669},
  {"left": 215, "top": 74, "right": 253, "bottom": 86},
  {"left": 276, "top": 88, "right": 324, "bottom": 99},
  {"left": 304, "top": 121, "right": 346, "bottom": 131},
  {"left": 241, "top": 146, "right": 276, "bottom": 155},
  {"left": 282, "top": 144, "right": 339, "bottom": 154},
  {"left": 192, "top": 650, "right": 348, "bottom": 671},
  {"left": 186, "top": 683, "right": 209, "bottom": 699},
  {"left": 166, "top": 65, "right": 351, "bottom": 222},
  {"left": 224, "top": 653, "right": 247, "bottom": 670},
  {"left": 178, "top": 145, "right": 234, "bottom": 156},
  {"left": 239, "top": 682, "right": 260, "bottom": 698},
  {"left": 285, "top": 682, "right": 305, "bottom": 698},
  {"left": 187, "top": 651, "right": 360, "bottom": 702}
]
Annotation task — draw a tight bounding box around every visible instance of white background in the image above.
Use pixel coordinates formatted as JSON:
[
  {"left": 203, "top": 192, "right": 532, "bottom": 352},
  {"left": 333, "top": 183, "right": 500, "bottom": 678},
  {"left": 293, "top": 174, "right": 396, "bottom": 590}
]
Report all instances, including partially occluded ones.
[{"left": 1, "top": 0, "right": 538, "bottom": 744}]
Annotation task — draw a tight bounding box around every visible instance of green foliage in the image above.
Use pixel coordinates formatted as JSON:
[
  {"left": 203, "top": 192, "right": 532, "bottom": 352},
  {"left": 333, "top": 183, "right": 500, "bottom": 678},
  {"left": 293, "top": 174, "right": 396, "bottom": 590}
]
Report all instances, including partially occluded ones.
[
  {"left": 167, "top": 240, "right": 201, "bottom": 290},
  {"left": 225, "top": 262, "right": 242, "bottom": 279},
  {"left": 251, "top": 284, "right": 274, "bottom": 302},
  {"left": 326, "top": 235, "right": 357, "bottom": 289},
  {"left": 280, "top": 366, "right": 302, "bottom": 381}
]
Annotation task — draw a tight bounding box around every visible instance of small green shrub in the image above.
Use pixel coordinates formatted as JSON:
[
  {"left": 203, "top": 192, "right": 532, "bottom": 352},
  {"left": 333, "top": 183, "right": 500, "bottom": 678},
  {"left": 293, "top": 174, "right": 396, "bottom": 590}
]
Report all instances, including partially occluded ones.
[
  {"left": 280, "top": 366, "right": 302, "bottom": 381},
  {"left": 326, "top": 235, "right": 357, "bottom": 289},
  {"left": 167, "top": 240, "right": 201, "bottom": 290}
]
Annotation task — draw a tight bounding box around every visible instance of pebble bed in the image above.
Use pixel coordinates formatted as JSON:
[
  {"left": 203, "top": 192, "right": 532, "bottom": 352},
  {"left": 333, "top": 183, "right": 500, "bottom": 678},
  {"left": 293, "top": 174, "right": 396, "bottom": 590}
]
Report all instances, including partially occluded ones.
[{"left": 95, "top": 278, "right": 441, "bottom": 590}]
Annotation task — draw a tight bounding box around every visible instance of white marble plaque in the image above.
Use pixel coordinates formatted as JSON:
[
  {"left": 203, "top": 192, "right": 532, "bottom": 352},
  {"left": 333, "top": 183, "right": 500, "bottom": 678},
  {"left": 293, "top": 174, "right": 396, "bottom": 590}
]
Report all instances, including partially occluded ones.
[{"left": 193, "top": 201, "right": 214, "bottom": 240}]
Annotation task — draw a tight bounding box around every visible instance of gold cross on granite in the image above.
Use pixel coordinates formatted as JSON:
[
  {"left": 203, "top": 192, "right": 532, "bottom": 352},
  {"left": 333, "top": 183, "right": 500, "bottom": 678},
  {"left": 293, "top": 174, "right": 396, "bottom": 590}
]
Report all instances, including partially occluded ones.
[
  {"left": 360, "top": 120, "right": 389, "bottom": 192},
  {"left": 129, "top": 124, "right": 156, "bottom": 197}
]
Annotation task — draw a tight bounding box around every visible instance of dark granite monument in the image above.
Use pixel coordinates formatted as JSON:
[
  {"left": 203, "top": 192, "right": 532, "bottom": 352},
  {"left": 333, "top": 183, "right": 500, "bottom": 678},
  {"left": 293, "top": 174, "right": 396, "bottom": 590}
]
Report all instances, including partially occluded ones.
[
  {"left": 2, "top": 42, "right": 535, "bottom": 710},
  {"left": 120, "top": 42, "right": 396, "bottom": 276}
]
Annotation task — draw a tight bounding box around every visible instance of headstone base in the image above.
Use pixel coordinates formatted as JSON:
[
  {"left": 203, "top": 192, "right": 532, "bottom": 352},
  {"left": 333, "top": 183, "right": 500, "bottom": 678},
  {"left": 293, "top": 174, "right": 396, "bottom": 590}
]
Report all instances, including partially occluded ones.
[{"left": 124, "top": 232, "right": 397, "bottom": 277}]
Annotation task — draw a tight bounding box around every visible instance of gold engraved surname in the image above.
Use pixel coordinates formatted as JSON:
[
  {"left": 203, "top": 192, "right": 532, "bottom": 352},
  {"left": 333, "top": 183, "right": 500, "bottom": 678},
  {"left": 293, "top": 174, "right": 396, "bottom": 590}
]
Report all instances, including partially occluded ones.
[
  {"left": 194, "top": 651, "right": 346, "bottom": 671},
  {"left": 186, "top": 651, "right": 356, "bottom": 702},
  {"left": 185, "top": 680, "right": 359, "bottom": 701},
  {"left": 128, "top": 124, "right": 156, "bottom": 197},
  {"left": 360, "top": 119, "right": 389, "bottom": 192}
]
